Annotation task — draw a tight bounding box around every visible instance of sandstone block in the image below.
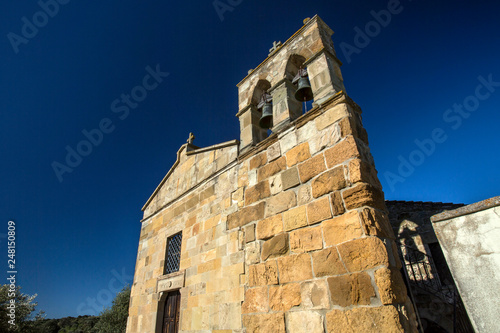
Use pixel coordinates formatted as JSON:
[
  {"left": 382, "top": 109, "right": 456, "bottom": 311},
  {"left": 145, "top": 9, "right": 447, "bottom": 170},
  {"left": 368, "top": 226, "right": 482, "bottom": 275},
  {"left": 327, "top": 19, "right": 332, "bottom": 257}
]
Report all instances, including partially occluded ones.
[
  {"left": 269, "top": 283, "right": 301, "bottom": 311},
  {"left": 245, "top": 180, "right": 271, "bottom": 205},
  {"left": 269, "top": 174, "right": 283, "bottom": 195},
  {"left": 277, "top": 253, "right": 313, "bottom": 283},
  {"left": 339, "top": 116, "right": 369, "bottom": 144},
  {"left": 337, "top": 237, "right": 389, "bottom": 272},
  {"left": 286, "top": 142, "right": 311, "bottom": 167},
  {"left": 375, "top": 267, "right": 407, "bottom": 305},
  {"left": 242, "top": 286, "right": 269, "bottom": 313},
  {"left": 185, "top": 194, "right": 200, "bottom": 211},
  {"left": 198, "top": 258, "right": 221, "bottom": 273},
  {"left": 348, "top": 158, "right": 381, "bottom": 188},
  {"left": 256, "top": 215, "right": 283, "bottom": 240},
  {"left": 289, "top": 226, "right": 323, "bottom": 253},
  {"left": 232, "top": 187, "right": 245, "bottom": 207},
  {"left": 279, "top": 130, "right": 298, "bottom": 153},
  {"left": 281, "top": 167, "right": 300, "bottom": 190},
  {"left": 204, "top": 214, "right": 221, "bottom": 231},
  {"left": 338, "top": 116, "right": 354, "bottom": 138},
  {"left": 311, "top": 247, "right": 346, "bottom": 277},
  {"left": 261, "top": 233, "right": 289, "bottom": 261},
  {"left": 227, "top": 202, "right": 265, "bottom": 229},
  {"left": 250, "top": 152, "right": 267, "bottom": 170},
  {"left": 266, "top": 191, "right": 297, "bottom": 217},
  {"left": 287, "top": 311, "right": 324, "bottom": 333},
  {"left": 342, "top": 183, "right": 385, "bottom": 210},
  {"left": 245, "top": 241, "right": 261, "bottom": 265},
  {"left": 324, "top": 136, "right": 360, "bottom": 168},
  {"left": 242, "top": 313, "right": 285, "bottom": 333},
  {"left": 218, "top": 302, "right": 242, "bottom": 329},
  {"left": 186, "top": 215, "right": 197, "bottom": 228},
  {"left": 297, "top": 184, "right": 313, "bottom": 205},
  {"left": 200, "top": 185, "right": 216, "bottom": 201},
  {"left": 296, "top": 120, "right": 317, "bottom": 145},
  {"left": 257, "top": 156, "right": 286, "bottom": 182},
  {"left": 267, "top": 141, "right": 281, "bottom": 161},
  {"left": 283, "top": 205, "right": 307, "bottom": 231},
  {"left": 249, "top": 260, "right": 278, "bottom": 286},
  {"left": 326, "top": 306, "right": 405, "bottom": 333},
  {"left": 322, "top": 211, "right": 363, "bottom": 246},
  {"left": 391, "top": 241, "right": 403, "bottom": 269},
  {"left": 330, "top": 191, "right": 345, "bottom": 216},
  {"left": 310, "top": 123, "right": 341, "bottom": 155},
  {"left": 311, "top": 167, "right": 346, "bottom": 198},
  {"left": 244, "top": 224, "right": 256, "bottom": 243},
  {"left": 301, "top": 280, "right": 330, "bottom": 309},
  {"left": 360, "top": 207, "right": 395, "bottom": 239},
  {"left": 238, "top": 163, "right": 249, "bottom": 187},
  {"left": 315, "top": 103, "right": 350, "bottom": 131},
  {"left": 327, "top": 272, "right": 375, "bottom": 307},
  {"left": 298, "top": 153, "right": 326, "bottom": 183},
  {"left": 307, "top": 197, "right": 332, "bottom": 225}
]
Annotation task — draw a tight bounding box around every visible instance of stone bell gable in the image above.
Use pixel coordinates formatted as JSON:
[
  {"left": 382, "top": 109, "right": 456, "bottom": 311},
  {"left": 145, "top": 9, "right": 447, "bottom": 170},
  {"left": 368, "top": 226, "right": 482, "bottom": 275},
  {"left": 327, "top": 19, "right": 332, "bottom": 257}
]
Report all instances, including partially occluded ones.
[
  {"left": 236, "top": 16, "right": 346, "bottom": 152},
  {"left": 127, "top": 15, "right": 418, "bottom": 333}
]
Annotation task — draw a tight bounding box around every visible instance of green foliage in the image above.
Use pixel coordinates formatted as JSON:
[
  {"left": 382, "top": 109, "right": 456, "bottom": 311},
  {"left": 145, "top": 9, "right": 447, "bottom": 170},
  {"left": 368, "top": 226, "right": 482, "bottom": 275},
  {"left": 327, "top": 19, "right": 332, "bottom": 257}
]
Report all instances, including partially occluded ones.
[
  {"left": 0, "top": 284, "right": 43, "bottom": 333},
  {"left": 92, "top": 285, "right": 130, "bottom": 333},
  {"left": 36, "top": 315, "right": 99, "bottom": 333},
  {"left": 0, "top": 284, "right": 130, "bottom": 333}
]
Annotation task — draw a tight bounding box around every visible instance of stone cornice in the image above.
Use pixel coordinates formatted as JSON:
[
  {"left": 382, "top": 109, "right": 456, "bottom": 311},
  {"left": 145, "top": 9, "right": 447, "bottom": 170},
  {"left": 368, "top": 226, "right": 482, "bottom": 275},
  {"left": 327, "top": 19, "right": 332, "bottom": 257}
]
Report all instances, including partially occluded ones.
[
  {"left": 186, "top": 139, "right": 239, "bottom": 156},
  {"left": 142, "top": 144, "right": 188, "bottom": 211}
]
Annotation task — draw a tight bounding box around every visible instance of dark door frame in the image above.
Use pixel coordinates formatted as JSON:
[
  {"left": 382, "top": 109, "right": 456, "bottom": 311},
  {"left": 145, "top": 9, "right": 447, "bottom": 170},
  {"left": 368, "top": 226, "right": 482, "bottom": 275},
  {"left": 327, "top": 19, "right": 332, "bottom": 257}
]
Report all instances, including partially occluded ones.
[{"left": 155, "top": 289, "right": 181, "bottom": 333}]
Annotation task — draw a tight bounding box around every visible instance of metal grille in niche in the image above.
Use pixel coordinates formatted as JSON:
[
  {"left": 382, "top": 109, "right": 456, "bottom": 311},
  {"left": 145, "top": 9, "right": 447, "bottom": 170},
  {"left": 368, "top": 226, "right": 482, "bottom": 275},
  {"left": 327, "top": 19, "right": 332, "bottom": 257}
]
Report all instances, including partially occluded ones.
[{"left": 164, "top": 233, "right": 182, "bottom": 275}]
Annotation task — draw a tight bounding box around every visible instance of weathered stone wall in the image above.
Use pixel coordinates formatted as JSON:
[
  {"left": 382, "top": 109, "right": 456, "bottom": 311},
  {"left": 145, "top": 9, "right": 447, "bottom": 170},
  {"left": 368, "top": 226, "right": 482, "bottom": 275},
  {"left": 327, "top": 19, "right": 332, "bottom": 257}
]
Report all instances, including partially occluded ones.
[
  {"left": 127, "top": 142, "right": 243, "bottom": 332},
  {"left": 386, "top": 200, "right": 467, "bottom": 332},
  {"left": 127, "top": 94, "right": 418, "bottom": 333},
  {"left": 234, "top": 94, "right": 416, "bottom": 333},
  {"left": 432, "top": 197, "right": 500, "bottom": 333},
  {"left": 386, "top": 200, "right": 464, "bottom": 246}
]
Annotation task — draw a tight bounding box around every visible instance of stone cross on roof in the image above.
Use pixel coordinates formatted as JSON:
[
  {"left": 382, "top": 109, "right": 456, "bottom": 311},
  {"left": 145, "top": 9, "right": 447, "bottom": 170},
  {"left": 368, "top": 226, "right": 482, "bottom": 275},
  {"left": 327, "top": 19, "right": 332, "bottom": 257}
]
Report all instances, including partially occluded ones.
[
  {"left": 187, "top": 132, "right": 195, "bottom": 145},
  {"left": 268, "top": 41, "right": 282, "bottom": 56}
]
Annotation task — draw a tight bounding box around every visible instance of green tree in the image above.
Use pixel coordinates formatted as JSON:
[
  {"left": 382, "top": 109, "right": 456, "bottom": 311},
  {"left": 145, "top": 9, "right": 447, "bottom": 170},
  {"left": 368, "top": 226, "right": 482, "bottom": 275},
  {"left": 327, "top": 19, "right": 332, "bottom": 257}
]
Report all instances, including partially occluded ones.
[
  {"left": 92, "top": 285, "right": 130, "bottom": 333},
  {"left": 0, "top": 284, "right": 44, "bottom": 332}
]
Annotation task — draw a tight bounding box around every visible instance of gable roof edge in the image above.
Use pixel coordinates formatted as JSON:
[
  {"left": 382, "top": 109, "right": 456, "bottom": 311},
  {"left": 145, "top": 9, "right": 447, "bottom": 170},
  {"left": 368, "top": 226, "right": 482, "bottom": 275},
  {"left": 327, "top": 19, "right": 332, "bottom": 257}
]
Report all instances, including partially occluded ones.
[{"left": 142, "top": 144, "right": 188, "bottom": 211}]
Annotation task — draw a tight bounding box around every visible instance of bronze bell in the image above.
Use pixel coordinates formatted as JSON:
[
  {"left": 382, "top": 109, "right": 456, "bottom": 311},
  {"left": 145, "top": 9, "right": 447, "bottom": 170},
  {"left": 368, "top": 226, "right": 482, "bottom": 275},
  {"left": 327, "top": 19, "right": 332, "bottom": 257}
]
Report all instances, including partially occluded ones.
[
  {"left": 258, "top": 92, "right": 273, "bottom": 129},
  {"left": 295, "top": 76, "right": 314, "bottom": 102},
  {"left": 293, "top": 68, "right": 314, "bottom": 102}
]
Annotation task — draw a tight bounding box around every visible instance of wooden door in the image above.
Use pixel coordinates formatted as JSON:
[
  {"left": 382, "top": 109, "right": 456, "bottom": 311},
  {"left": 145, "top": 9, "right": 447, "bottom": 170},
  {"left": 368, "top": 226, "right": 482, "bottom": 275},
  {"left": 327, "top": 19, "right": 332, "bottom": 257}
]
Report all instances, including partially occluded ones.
[{"left": 162, "top": 290, "right": 180, "bottom": 333}]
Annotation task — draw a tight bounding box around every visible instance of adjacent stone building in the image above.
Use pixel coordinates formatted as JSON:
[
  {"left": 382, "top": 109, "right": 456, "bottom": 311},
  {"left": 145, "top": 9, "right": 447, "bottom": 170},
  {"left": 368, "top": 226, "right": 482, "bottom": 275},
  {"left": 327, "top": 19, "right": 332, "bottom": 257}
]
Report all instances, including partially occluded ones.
[
  {"left": 386, "top": 201, "right": 474, "bottom": 332},
  {"left": 432, "top": 197, "right": 500, "bottom": 333},
  {"left": 126, "top": 15, "right": 418, "bottom": 333}
]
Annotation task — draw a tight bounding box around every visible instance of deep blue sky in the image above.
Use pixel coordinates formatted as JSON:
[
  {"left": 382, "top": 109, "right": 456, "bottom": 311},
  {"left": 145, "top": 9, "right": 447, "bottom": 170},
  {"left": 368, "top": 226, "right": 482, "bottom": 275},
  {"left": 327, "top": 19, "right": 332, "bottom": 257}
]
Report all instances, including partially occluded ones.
[{"left": 1, "top": 0, "right": 499, "bottom": 319}]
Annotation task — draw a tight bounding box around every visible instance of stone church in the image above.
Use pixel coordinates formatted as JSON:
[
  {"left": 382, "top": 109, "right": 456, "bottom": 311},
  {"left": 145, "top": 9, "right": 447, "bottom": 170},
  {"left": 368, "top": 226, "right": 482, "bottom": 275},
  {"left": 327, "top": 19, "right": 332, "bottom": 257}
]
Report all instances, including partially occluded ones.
[{"left": 126, "top": 15, "right": 419, "bottom": 333}]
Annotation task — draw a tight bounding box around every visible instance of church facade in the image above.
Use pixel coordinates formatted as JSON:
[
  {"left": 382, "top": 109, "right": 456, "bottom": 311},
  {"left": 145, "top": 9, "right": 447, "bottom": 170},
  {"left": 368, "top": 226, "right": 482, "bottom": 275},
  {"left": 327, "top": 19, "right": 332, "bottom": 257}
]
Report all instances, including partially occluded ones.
[{"left": 126, "top": 15, "right": 418, "bottom": 333}]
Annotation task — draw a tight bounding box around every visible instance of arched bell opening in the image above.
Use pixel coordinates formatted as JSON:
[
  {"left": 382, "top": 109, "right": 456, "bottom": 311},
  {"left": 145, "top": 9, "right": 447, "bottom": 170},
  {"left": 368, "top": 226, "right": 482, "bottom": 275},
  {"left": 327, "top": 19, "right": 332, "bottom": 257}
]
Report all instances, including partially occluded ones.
[
  {"left": 250, "top": 79, "right": 272, "bottom": 141},
  {"left": 284, "top": 54, "right": 306, "bottom": 82},
  {"left": 285, "top": 54, "right": 314, "bottom": 115}
]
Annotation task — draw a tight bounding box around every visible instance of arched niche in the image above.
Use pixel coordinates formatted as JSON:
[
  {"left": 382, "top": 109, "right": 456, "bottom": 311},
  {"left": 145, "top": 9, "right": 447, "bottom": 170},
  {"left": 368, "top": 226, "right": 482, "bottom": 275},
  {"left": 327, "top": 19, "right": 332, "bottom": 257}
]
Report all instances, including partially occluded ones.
[
  {"left": 251, "top": 79, "right": 272, "bottom": 106},
  {"left": 284, "top": 54, "right": 306, "bottom": 82}
]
